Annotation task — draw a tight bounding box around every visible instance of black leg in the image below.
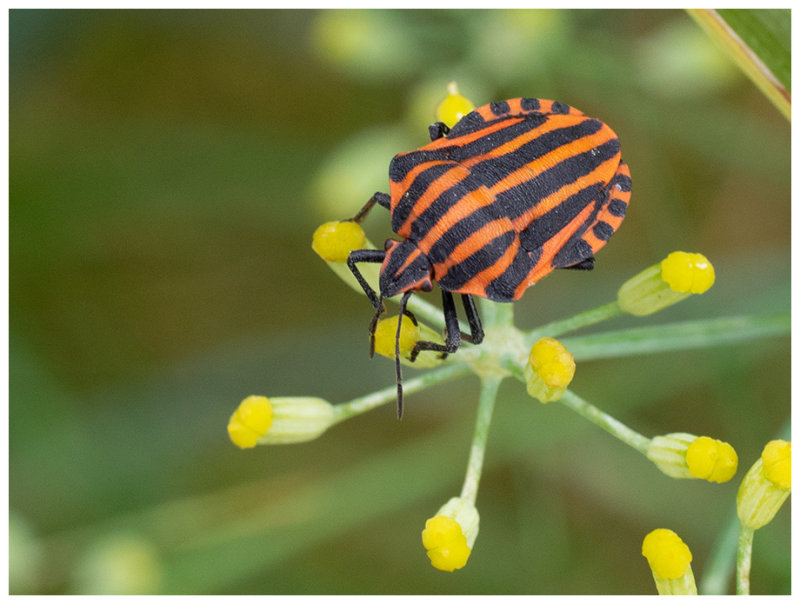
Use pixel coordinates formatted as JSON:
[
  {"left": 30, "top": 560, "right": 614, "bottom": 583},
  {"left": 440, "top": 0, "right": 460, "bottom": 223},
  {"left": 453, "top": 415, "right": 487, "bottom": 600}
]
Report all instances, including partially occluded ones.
[
  {"left": 349, "top": 191, "right": 391, "bottom": 224},
  {"left": 459, "top": 294, "right": 484, "bottom": 344},
  {"left": 409, "top": 290, "right": 462, "bottom": 361},
  {"left": 346, "top": 249, "right": 385, "bottom": 311}
]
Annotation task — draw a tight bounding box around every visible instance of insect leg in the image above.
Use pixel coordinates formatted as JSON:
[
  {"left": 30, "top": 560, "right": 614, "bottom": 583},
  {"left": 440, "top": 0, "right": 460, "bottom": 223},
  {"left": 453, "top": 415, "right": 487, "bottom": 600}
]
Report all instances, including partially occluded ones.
[
  {"left": 349, "top": 192, "right": 391, "bottom": 224},
  {"left": 409, "top": 290, "right": 461, "bottom": 361},
  {"left": 459, "top": 294, "right": 484, "bottom": 344},
  {"left": 346, "top": 249, "right": 385, "bottom": 311}
]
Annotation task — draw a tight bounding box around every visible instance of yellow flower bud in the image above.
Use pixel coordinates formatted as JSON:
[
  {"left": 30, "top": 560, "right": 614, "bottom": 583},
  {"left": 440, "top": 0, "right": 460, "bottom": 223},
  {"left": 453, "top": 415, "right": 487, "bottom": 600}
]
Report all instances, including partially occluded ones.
[
  {"left": 617, "top": 251, "right": 715, "bottom": 316},
  {"left": 421, "top": 496, "right": 479, "bottom": 572},
  {"left": 761, "top": 439, "right": 790, "bottom": 490},
  {"left": 227, "top": 395, "right": 273, "bottom": 449},
  {"left": 647, "top": 433, "right": 738, "bottom": 483},
  {"left": 435, "top": 82, "right": 475, "bottom": 128},
  {"left": 228, "top": 395, "right": 335, "bottom": 448},
  {"left": 525, "top": 337, "right": 575, "bottom": 403},
  {"left": 642, "top": 528, "right": 697, "bottom": 595},
  {"left": 372, "top": 314, "right": 447, "bottom": 368},
  {"left": 311, "top": 220, "right": 366, "bottom": 263},
  {"left": 738, "top": 440, "right": 791, "bottom": 530},
  {"left": 685, "top": 435, "right": 738, "bottom": 483},
  {"left": 661, "top": 251, "right": 715, "bottom": 294},
  {"left": 373, "top": 315, "right": 420, "bottom": 359}
]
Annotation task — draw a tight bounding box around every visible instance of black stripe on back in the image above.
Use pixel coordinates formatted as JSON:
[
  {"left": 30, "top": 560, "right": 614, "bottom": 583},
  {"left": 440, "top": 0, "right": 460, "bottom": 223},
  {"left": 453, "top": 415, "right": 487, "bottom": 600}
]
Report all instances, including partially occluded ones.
[
  {"left": 607, "top": 198, "right": 627, "bottom": 217},
  {"left": 389, "top": 150, "right": 450, "bottom": 183},
  {"left": 410, "top": 121, "right": 608, "bottom": 247},
  {"left": 407, "top": 175, "right": 484, "bottom": 244},
  {"left": 447, "top": 111, "right": 489, "bottom": 137},
  {"left": 437, "top": 230, "right": 516, "bottom": 293},
  {"left": 490, "top": 137, "right": 620, "bottom": 219},
  {"left": 454, "top": 119, "right": 606, "bottom": 189},
  {"left": 452, "top": 118, "right": 601, "bottom": 170},
  {"left": 593, "top": 221, "right": 615, "bottom": 241},
  {"left": 484, "top": 245, "right": 541, "bottom": 302},
  {"left": 519, "top": 183, "right": 604, "bottom": 253},
  {"left": 552, "top": 239, "right": 594, "bottom": 269},
  {"left": 611, "top": 172, "right": 632, "bottom": 192},
  {"left": 390, "top": 162, "right": 455, "bottom": 232},
  {"left": 389, "top": 117, "right": 546, "bottom": 184},
  {"left": 425, "top": 138, "right": 618, "bottom": 262},
  {"left": 447, "top": 116, "right": 549, "bottom": 162}
]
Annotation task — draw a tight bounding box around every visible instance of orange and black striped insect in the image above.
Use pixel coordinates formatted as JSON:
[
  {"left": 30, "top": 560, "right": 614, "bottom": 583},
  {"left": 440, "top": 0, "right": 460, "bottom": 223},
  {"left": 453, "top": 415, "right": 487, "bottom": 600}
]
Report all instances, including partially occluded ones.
[{"left": 346, "top": 98, "right": 631, "bottom": 416}]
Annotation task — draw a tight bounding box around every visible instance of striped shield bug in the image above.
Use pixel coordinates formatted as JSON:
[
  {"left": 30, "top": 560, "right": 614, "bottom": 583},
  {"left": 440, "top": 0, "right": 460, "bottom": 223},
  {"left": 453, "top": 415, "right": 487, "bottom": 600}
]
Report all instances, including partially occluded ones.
[{"left": 345, "top": 97, "right": 631, "bottom": 416}]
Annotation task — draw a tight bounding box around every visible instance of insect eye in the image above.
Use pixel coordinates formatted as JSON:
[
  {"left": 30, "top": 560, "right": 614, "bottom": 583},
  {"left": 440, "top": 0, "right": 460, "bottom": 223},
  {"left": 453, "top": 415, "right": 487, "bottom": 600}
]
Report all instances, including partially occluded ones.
[
  {"left": 384, "top": 239, "right": 396, "bottom": 251},
  {"left": 420, "top": 279, "right": 433, "bottom": 292}
]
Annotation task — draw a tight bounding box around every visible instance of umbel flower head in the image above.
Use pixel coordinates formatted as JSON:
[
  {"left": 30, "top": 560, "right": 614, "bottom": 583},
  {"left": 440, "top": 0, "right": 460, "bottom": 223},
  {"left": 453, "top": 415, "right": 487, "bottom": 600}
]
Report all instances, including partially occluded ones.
[{"left": 228, "top": 81, "right": 790, "bottom": 590}]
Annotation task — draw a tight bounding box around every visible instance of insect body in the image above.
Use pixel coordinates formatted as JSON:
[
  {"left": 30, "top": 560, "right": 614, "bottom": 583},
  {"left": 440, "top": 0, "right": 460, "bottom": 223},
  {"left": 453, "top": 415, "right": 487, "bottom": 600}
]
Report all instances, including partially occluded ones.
[{"left": 346, "top": 97, "right": 632, "bottom": 416}]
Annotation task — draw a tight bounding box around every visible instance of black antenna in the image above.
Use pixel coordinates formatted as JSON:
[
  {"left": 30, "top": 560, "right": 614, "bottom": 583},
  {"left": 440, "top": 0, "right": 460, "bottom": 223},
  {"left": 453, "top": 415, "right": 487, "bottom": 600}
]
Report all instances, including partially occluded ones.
[{"left": 395, "top": 291, "right": 413, "bottom": 419}]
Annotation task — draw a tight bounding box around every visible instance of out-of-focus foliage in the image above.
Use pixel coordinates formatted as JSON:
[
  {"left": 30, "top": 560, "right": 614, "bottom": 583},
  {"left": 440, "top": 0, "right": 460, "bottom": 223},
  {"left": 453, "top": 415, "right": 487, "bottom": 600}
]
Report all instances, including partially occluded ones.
[
  {"left": 689, "top": 9, "right": 790, "bottom": 119},
  {"left": 9, "top": 9, "right": 789, "bottom": 594}
]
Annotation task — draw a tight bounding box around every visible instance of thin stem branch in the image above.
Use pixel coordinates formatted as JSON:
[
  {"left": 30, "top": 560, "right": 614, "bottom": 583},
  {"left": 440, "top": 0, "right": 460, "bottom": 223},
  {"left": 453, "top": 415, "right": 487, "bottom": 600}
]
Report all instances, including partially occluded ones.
[
  {"left": 460, "top": 374, "right": 503, "bottom": 504},
  {"left": 331, "top": 362, "right": 472, "bottom": 423},
  {"left": 736, "top": 524, "right": 755, "bottom": 595},
  {"left": 524, "top": 300, "right": 623, "bottom": 346},
  {"left": 558, "top": 390, "right": 651, "bottom": 455},
  {"left": 561, "top": 315, "right": 789, "bottom": 361}
]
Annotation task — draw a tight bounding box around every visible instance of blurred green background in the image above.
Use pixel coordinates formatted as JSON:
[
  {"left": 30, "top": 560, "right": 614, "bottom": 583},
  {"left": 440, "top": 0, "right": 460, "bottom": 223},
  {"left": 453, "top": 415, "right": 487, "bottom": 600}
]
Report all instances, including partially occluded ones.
[{"left": 9, "top": 9, "right": 789, "bottom": 595}]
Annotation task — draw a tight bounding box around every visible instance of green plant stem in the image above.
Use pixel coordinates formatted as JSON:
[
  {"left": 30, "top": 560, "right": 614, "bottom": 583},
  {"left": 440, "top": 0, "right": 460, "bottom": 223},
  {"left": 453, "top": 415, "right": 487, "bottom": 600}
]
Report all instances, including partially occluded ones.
[
  {"left": 698, "top": 507, "right": 740, "bottom": 594},
  {"left": 561, "top": 315, "right": 789, "bottom": 361},
  {"left": 478, "top": 297, "right": 514, "bottom": 328},
  {"left": 524, "top": 300, "right": 623, "bottom": 346},
  {"left": 736, "top": 524, "right": 755, "bottom": 595},
  {"left": 460, "top": 374, "right": 502, "bottom": 504},
  {"left": 331, "top": 362, "right": 472, "bottom": 423},
  {"left": 558, "top": 390, "right": 650, "bottom": 455}
]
